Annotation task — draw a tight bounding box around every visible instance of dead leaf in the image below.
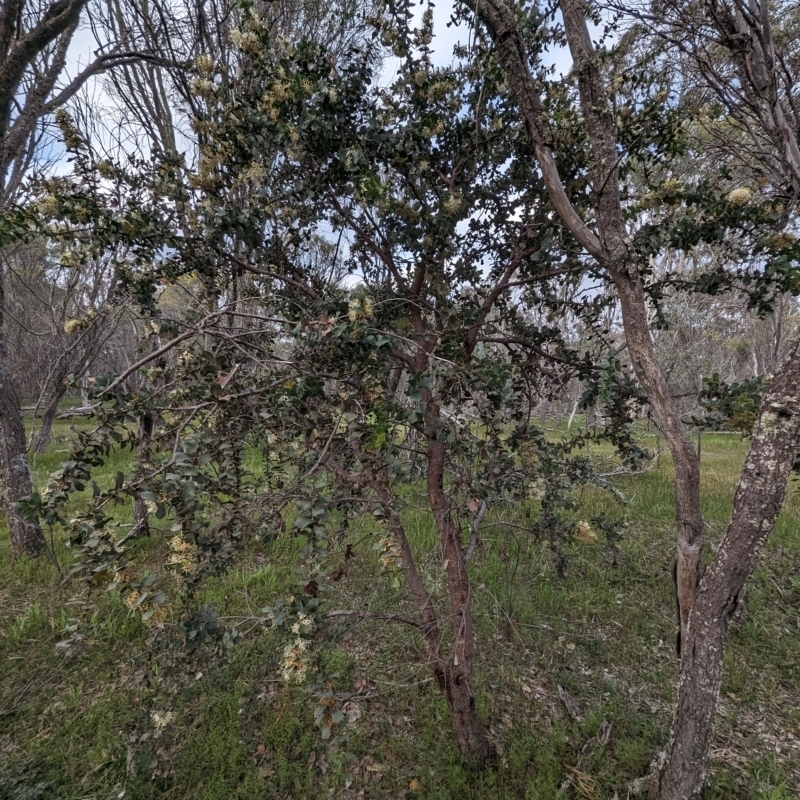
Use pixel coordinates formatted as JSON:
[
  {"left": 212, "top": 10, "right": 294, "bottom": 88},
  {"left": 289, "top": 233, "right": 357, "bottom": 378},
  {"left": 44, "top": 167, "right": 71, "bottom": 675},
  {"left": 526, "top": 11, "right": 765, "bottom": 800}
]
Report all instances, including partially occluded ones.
[
  {"left": 344, "top": 700, "right": 362, "bottom": 723},
  {"left": 216, "top": 362, "right": 240, "bottom": 389}
]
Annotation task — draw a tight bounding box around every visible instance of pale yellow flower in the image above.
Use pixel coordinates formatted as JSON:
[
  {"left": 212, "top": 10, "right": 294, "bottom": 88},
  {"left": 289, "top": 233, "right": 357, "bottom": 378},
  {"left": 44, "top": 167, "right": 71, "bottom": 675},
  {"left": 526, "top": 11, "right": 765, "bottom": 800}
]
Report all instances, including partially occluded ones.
[
  {"left": 348, "top": 295, "right": 374, "bottom": 322},
  {"left": 191, "top": 77, "right": 215, "bottom": 98},
  {"left": 195, "top": 54, "right": 214, "bottom": 75},
  {"left": 727, "top": 186, "right": 752, "bottom": 206},
  {"left": 378, "top": 535, "right": 403, "bottom": 570},
  {"left": 167, "top": 534, "right": 198, "bottom": 575},
  {"left": 281, "top": 638, "right": 311, "bottom": 684},
  {"left": 151, "top": 710, "right": 175, "bottom": 730},
  {"left": 443, "top": 192, "right": 463, "bottom": 215},
  {"left": 37, "top": 195, "right": 59, "bottom": 217}
]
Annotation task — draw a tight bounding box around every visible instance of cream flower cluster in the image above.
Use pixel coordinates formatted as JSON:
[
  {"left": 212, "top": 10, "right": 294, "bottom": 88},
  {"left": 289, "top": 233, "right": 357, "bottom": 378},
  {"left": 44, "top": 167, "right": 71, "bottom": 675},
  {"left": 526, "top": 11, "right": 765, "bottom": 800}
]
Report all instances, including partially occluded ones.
[
  {"left": 443, "top": 192, "right": 463, "bottom": 215},
  {"left": 348, "top": 296, "right": 374, "bottom": 323},
  {"left": 229, "top": 28, "right": 260, "bottom": 53},
  {"left": 378, "top": 535, "right": 403, "bottom": 570},
  {"left": 575, "top": 521, "right": 597, "bottom": 544},
  {"left": 727, "top": 186, "right": 752, "bottom": 206},
  {"left": 151, "top": 710, "right": 175, "bottom": 730},
  {"left": 167, "top": 534, "right": 198, "bottom": 577},
  {"left": 281, "top": 637, "right": 311, "bottom": 684}
]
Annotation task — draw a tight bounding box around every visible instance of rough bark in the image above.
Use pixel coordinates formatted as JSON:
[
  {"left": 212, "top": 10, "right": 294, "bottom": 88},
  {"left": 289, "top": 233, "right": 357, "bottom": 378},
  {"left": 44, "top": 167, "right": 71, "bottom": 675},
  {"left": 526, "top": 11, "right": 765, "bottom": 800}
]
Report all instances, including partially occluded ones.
[
  {"left": 462, "top": 0, "right": 704, "bottom": 646},
  {"left": 0, "top": 356, "right": 45, "bottom": 555},
  {"left": 0, "top": 268, "right": 44, "bottom": 554},
  {"left": 652, "top": 339, "right": 800, "bottom": 799}
]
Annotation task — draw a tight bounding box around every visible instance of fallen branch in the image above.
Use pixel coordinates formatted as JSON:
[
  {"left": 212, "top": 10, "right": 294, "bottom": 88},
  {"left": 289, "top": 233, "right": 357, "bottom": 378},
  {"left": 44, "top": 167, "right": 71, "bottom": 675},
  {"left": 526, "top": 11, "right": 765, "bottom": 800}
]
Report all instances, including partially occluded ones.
[{"left": 326, "top": 609, "right": 422, "bottom": 629}]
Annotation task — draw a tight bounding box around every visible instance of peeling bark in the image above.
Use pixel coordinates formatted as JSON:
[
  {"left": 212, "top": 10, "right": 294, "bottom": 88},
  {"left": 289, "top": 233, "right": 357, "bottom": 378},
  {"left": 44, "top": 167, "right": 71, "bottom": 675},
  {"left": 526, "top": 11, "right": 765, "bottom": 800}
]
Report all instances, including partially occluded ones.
[
  {"left": 375, "top": 500, "right": 493, "bottom": 760},
  {"left": 371, "top": 433, "right": 493, "bottom": 762},
  {"left": 652, "top": 339, "right": 800, "bottom": 799}
]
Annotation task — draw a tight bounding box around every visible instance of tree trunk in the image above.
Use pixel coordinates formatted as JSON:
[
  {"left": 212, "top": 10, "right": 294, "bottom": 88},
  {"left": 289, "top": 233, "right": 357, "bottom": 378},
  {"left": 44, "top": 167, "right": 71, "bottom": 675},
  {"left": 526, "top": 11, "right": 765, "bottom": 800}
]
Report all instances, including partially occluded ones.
[
  {"left": 0, "top": 357, "right": 45, "bottom": 555},
  {"left": 612, "top": 271, "right": 703, "bottom": 653},
  {"left": 378, "top": 470, "right": 493, "bottom": 762},
  {"left": 0, "top": 352, "right": 45, "bottom": 555},
  {"left": 32, "top": 381, "right": 67, "bottom": 453},
  {"left": 33, "top": 324, "right": 103, "bottom": 454},
  {"left": 132, "top": 410, "right": 154, "bottom": 535},
  {"left": 652, "top": 340, "right": 800, "bottom": 799},
  {"left": 426, "top": 435, "right": 493, "bottom": 762},
  {"left": 0, "top": 265, "right": 45, "bottom": 556}
]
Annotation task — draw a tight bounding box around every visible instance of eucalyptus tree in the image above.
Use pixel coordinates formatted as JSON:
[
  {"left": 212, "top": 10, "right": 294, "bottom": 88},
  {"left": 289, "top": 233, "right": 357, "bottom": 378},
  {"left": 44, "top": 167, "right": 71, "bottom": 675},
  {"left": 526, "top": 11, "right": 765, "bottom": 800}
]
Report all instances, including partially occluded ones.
[
  {"left": 458, "top": 0, "right": 800, "bottom": 795},
  {"left": 623, "top": 0, "right": 800, "bottom": 198},
  {"left": 619, "top": 2, "right": 800, "bottom": 796},
  {"left": 25, "top": 7, "right": 642, "bottom": 758}
]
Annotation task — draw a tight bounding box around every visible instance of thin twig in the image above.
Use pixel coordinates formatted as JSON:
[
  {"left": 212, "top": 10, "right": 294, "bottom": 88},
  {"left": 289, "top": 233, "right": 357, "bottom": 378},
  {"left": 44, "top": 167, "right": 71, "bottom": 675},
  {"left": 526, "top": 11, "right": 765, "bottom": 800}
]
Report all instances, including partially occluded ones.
[
  {"left": 463, "top": 500, "right": 487, "bottom": 566},
  {"left": 326, "top": 609, "right": 423, "bottom": 629}
]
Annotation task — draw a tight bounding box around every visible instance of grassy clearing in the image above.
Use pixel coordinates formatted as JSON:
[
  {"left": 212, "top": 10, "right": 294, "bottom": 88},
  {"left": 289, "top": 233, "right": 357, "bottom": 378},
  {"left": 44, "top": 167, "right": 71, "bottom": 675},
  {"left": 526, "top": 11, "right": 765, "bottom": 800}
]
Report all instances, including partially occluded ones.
[{"left": 1, "top": 420, "right": 799, "bottom": 799}]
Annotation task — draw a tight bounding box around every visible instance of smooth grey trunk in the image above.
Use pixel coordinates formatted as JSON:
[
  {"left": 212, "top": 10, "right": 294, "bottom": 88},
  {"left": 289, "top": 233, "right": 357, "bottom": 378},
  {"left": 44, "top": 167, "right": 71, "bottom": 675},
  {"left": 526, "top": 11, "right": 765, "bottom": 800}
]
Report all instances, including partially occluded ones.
[
  {"left": 32, "top": 381, "right": 68, "bottom": 453},
  {"left": 652, "top": 339, "right": 800, "bottom": 799}
]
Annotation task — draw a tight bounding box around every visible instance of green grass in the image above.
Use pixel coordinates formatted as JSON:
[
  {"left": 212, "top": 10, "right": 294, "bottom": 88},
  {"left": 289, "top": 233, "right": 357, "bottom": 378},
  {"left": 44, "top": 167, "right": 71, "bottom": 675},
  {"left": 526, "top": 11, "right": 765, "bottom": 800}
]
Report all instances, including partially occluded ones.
[{"left": 1, "top": 421, "right": 799, "bottom": 799}]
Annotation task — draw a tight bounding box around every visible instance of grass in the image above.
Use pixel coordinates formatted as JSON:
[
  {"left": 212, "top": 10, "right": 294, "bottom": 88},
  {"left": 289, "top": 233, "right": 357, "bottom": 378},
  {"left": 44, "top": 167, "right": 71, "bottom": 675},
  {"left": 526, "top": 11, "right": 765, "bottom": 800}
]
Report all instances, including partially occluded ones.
[{"left": 1, "top": 418, "right": 799, "bottom": 799}]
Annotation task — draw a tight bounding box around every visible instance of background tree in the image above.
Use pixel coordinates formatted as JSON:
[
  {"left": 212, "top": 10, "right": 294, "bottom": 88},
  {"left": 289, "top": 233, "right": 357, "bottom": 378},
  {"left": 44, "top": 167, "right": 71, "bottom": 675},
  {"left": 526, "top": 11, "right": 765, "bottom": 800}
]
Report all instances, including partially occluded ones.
[{"left": 0, "top": 0, "right": 152, "bottom": 555}]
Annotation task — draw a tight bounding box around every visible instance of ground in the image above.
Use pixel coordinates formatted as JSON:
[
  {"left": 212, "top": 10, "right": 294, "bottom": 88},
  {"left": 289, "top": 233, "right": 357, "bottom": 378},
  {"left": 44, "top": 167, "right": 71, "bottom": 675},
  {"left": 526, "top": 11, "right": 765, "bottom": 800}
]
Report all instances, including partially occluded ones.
[{"left": 1, "top": 419, "right": 798, "bottom": 799}]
